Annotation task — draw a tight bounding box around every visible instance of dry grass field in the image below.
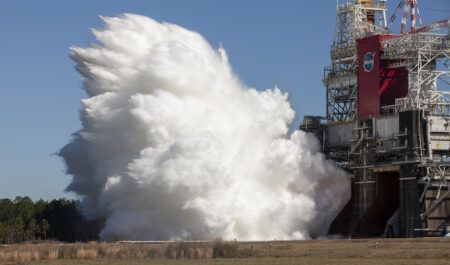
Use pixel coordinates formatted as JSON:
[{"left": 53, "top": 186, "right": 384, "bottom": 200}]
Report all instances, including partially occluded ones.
[{"left": 1, "top": 238, "right": 450, "bottom": 265}]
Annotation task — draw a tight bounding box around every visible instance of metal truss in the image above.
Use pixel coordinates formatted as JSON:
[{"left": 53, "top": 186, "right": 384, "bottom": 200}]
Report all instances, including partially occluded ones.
[
  {"left": 325, "top": 0, "right": 388, "bottom": 123},
  {"left": 419, "top": 162, "right": 450, "bottom": 231},
  {"left": 381, "top": 33, "right": 450, "bottom": 115}
]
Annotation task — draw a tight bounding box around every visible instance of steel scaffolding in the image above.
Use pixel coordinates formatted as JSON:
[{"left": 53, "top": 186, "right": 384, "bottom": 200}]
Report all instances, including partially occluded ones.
[
  {"left": 325, "top": 0, "right": 388, "bottom": 123},
  {"left": 381, "top": 33, "right": 450, "bottom": 115}
]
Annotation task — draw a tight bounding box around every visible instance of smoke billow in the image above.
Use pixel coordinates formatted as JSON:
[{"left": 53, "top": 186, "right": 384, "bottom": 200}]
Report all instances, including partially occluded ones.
[{"left": 61, "top": 14, "right": 350, "bottom": 241}]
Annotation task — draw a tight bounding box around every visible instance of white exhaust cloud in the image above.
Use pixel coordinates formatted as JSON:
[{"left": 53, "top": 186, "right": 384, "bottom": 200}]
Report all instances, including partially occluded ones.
[{"left": 60, "top": 14, "right": 350, "bottom": 241}]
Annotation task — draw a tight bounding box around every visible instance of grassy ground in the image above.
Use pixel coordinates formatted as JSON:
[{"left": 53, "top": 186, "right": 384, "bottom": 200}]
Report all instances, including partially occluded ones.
[
  {"left": 23, "top": 258, "right": 450, "bottom": 265},
  {"left": 1, "top": 238, "right": 450, "bottom": 265}
]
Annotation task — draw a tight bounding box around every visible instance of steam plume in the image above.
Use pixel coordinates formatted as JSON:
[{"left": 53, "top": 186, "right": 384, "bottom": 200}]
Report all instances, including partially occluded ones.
[{"left": 61, "top": 14, "right": 350, "bottom": 241}]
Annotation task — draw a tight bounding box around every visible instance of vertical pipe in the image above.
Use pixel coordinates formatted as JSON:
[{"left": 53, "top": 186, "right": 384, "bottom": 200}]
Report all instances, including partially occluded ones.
[
  {"left": 322, "top": 128, "right": 325, "bottom": 151},
  {"left": 416, "top": 110, "right": 423, "bottom": 160},
  {"left": 422, "top": 111, "right": 433, "bottom": 160},
  {"left": 382, "top": 9, "right": 387, "bottom": 29}
]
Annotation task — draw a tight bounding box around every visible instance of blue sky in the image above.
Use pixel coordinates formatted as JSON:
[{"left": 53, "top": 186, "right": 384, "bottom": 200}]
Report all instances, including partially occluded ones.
[{"left": 0, "top": 0, "right": 448, "bottom": 200}]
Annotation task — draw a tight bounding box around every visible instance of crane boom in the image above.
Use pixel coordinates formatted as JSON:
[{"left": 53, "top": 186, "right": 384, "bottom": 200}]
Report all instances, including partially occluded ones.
[{"left": 416, "top": 19, "right": 449, "bottom": 33}]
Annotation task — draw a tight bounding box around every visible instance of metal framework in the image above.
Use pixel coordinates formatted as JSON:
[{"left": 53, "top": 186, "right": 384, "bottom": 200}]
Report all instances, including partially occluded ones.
[
  {"left": 309, "top": 0, "right": 450, "bottom": 237},
  {"left": 418, "top": 162, "right": 450, "bottom": 234},
  {"left": 325, "top": 0, "right": 388, "bottom": 123},
  {"left": 381, "top": 33, "right": 450, "bottom": 115}
]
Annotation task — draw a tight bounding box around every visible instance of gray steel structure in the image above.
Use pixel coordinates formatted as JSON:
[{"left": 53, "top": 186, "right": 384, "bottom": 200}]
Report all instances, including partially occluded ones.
[{"left": 302, "top": 0, "right": 450, "bottom": 237}]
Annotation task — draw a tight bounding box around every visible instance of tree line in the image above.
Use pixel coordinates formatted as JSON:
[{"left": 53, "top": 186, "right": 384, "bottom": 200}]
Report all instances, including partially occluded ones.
[{"left": 0, "top": 197, "right": 103, "bottom": 244}]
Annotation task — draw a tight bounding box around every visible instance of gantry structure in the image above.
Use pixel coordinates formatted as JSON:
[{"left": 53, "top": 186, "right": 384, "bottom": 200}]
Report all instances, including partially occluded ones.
[
  {"left": 303, "top": 0, "right": 450, "bottom": 237},
  {"left": 325, "top": 0, "right": 388, "bottom": 122}
]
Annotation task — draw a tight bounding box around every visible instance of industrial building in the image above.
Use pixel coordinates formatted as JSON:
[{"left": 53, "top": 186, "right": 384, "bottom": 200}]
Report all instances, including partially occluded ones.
[{"left": 301, "top": 0, "right": 450, "bottom": 237}]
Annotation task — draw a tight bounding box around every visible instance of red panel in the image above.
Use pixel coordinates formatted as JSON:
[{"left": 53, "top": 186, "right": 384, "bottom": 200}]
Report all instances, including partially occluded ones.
[
  {"left": 357, "top": 34, "right": 406, "bottom": 119},
  {"left": 379, "top": 67, "right": 408, "bottom": 106},
  {"left": 357, "top": 35, "right": 382, "bottom": 119}
]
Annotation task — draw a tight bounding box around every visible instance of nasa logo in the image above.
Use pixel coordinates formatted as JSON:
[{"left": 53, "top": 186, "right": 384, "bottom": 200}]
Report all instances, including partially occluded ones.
[{"left": 363, "top": 52, "right": 375, "bottom": 72}]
